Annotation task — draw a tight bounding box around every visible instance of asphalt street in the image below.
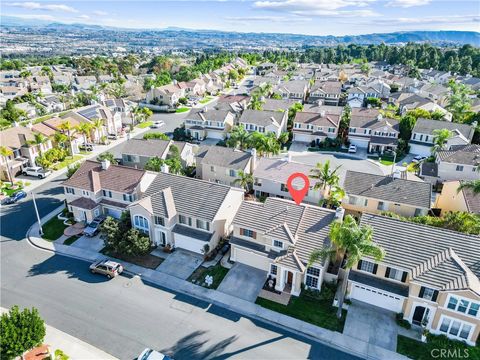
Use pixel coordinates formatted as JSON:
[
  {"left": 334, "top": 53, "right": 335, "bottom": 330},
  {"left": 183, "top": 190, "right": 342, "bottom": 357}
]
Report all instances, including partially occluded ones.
[{"left": 0, "top": 144, "right": 362, "bottom": 360}]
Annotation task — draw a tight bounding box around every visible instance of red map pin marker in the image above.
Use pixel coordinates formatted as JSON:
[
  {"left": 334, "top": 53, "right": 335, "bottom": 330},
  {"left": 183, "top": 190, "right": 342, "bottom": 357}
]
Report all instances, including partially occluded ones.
[{"left": 287, "top": 172, "right": 310, "bottom": 205}]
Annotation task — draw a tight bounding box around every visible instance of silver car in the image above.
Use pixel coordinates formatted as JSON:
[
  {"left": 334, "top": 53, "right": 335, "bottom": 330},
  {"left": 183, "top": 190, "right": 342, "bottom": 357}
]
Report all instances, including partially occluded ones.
[{"left": 89, "top": 259, "right": 123, "bottom": 279}]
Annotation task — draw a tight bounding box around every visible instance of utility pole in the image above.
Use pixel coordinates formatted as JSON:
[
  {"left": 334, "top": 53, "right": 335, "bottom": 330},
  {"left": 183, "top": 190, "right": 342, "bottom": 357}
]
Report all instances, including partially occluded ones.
[
  {"left": 390, "top": 151, "right": 397, "bottom": 176},
  {"left": 31, "top": 192, "right": 43, "bottom": 236}
]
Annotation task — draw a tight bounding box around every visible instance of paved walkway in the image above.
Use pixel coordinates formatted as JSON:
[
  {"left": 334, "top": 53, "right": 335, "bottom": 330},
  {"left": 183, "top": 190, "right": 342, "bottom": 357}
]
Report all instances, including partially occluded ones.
[
  {"left": 27, "top": 205, "right": 408, "bottom": 360},
  {"left": 0, "top": 307, "right": 117, "bottom": 360}
]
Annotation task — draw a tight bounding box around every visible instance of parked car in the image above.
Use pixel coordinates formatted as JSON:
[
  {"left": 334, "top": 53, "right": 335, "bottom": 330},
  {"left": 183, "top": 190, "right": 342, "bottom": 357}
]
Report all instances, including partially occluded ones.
[
  {"left": 89, "top": 259, "right": 123, "bottom": 279},
  {"left": 348, "top": 144, "right": 357, "bottom": 153},
  {"left": 83, "top": 216, "right": 106, "bottom": 237},
  {"left": 220, "top": 243, "right": 230, "bottom": 255},
  {"left": 138, "top": 348, "right": 172, "bottom": 360},
  {"left": 79, "top": 143, "right": 94, "bottom": 152},
  {"left": 412, "top": 155, "right": 427, "bottom": 164},
  {"left": 107, "top": 133, "right": 118, "bottom": 140},
  {"left": 149, "top": 121, "right": 165, "bottom": 129},
  {"left": 22, "top": 166, "right": 52, "bottom": 179},
  {"left": 3, "top": 190, "right": 27, "bottom": 205}
]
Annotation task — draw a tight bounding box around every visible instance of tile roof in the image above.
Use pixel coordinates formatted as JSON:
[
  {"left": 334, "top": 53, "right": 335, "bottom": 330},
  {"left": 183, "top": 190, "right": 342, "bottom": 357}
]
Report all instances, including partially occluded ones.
[
  {"left": 62, "top": 160, "right": 145, "bottom": 193},
  {"left": 460, "top": 181, "right": 480, "bottom": 214},
  {"left": 69, "top": 197, "right": 99, "bottom": 210},
  {"left": 311, "top": 80, "right": 342, "bottom": 94},
  {"left": 360, "top": 214, "right": 480, "bottom": 294},
  {"left": 413, "top": 118, "right": 474, "bottom": 140},
  {"left": 238, "top": 109, "right": 286, "bottom": 127},
  {"left": 437, "top": 144, "right": 480, "bottom": 166},
  {"left": 343, "top": 170, "right": 431, "bottom": 208},
  {"left": 0, "top": 126, "right": 35, "bottom": 149},
  {"left": 196, "top": 146, "right": 252, "bottom": 170},
  {"left": 253, "top": 158, "right": 315, "bottom": 185},
  {"left": 262, "top": 98, "right": 299, "bottom": 112},
  {"left": 294, "top": 111, "right": 340, "bottom": 127},
  {"left": 302, "top": 104, "right": 344, "bottom": 116},
  {"left": 350, "top": 108, "right": 381, "bottom": 128},
  {"left": 121, "top": 138, "right": 171, "bottom": 158},
  {"left": 186, "top": 108, "right": 232, "bottom": 123}
]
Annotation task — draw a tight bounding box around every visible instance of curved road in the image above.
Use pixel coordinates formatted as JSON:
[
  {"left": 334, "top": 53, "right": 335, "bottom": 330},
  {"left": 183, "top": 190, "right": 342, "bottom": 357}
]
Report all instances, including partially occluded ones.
[{"left": 0, "top": 173, "right": 361, "bottom": 359}]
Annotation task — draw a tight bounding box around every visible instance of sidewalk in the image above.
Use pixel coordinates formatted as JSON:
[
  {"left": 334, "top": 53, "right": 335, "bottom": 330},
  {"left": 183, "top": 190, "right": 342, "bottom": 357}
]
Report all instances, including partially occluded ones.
[
  {"left": 28, "top": 206, "right": 407, "bottom": 360},
  {"left": 21, "top": 126, "right": 151, "bottom": 194},
  {"left": 0, "top": 307, "right": 117, "bottom": 360}
]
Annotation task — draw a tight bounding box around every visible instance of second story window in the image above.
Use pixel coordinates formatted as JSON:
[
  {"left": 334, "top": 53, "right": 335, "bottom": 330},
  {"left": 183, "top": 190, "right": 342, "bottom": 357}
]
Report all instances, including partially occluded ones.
[
  {"left": 178, "top": 215, "right": 192, "bottom": 226},
  {"left": 272, "top": 240, "right": 283, "bottom": 248},
  {"left": 418, "top": 286, "right": 439, "bottom": 302},
  {"left": 447, "top": 296, "right": 479, "bottom": 317},
  {"left": 385, "top": 267, "right": 407, "bottom": 282},
  {"left": 456, "top": 165, "right": 464, "bottom": 172},
  {"left": 65, "top": 187, "right": 75, "bottom": 194},
  {"left": 280, "top": 183, "right": 289, "bottom": 192},
  {"left": 196, "top": 219, "right": 210, "bottom": 231},
  {"left": 357, "top": 260, "right": 377, "bottom": 274},
  {"left": 102, "top": 190, "right": 112, "bottom": 198},
  {"left": 229, "top": 169, "right": 236, "bottom": 177},
  {"left": 210, "top": 166, "right": 215, "bottom": 172},
  {"left": 133, "top": 215, "right": 149, "bottom": 234},
  {"left": 123, "top": 193, "right": 136, "bottom": 202},
  {"left": 240, "top": 228, "right": 256, "bottom": 239},
  {"left": 154, "top": 216, "right": 165, "bottom": 226}
]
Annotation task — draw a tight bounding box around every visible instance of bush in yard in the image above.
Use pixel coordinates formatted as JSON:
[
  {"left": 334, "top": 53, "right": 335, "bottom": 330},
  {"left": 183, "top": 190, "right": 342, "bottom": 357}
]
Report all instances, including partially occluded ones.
[
  {"left": 396, "top": 313, "right": 412, "bottom": 329},
  {"left": 1, "top": 305, "right": 46, "bottom": 360},
  {"left": 178, "top": 97, "right": 188, "bottom": 105},
  {"left": 143, "top": 132, "right": 170, "bottom": 140},
  {"left": 66, "top": 162, "right": 82, "bottom": 178},
  {"left": 121, "top": 228, "right": 151, "bottom": 256}
]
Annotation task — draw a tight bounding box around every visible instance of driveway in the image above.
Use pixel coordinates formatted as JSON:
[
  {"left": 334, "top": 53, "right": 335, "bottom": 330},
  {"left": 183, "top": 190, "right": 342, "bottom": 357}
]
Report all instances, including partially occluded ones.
[
  {"left": 70, "top": 233, "right": 104, "bottom": 253},
  {"left": 217, "top": 263, "right": 267, "bottom": 302},
  {"left": 289, "top": 142, "right": 310, "bottom": 152},
  {"left": 343, "top": 300, "right": 398, "bottom": 351},
  {"left": 156, "top": 249, "right": 203, "bottom": 279}
]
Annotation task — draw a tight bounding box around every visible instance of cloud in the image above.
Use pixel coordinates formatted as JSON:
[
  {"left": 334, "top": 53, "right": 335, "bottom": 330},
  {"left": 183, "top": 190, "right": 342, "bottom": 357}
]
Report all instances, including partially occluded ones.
[
  {"left": 93, "top": 10, "right": 108, "bottom": 16},
  {"left": 5, "top": 13, "right": 55, "bottom": 21},
  {"left": 386, "top": 0, "right": 430, "bottom": 7},
  {"left": 253, "top": 0, "right": 376, "bottom": 12},
  {"left": 6, "top": 2, "right": 78, "bottom": 13},
  {"left": 225, "top": 15, "right": 312, "bottom": 23},
  {"left": 77, "top": 14, "right": 90, "bottom": 20}
]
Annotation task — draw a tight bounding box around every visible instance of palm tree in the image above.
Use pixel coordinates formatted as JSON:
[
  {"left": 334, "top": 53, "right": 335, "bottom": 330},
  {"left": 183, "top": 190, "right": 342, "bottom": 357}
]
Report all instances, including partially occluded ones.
[
  {"left": 457, "top": 180, "right": 480, "bottom": 194},
  {"left": 324, "top": 186, "right": 346, "bottom": 208},
  {"left": 76, "top": 122, "right": 93, "bottom": 145},
  {"left": 309, "top": 160, "right": 342, "bottom": 191},
  {"left": 233, "top": 170, "right": 254, "bottom": 193},
  {"left": 29, "top": 133, "right": 48, "bottom": 157},
  {"left": 53, "top": 132, "right": 68, "bottom": 149},
  {"left": 144, "top": 157, "right": 164, "bottom": 172},
  {"left": 0, "top": 146, "right": 14, "bottom": 184},
  {"left": 226, "top": 125, "right": 250, "bottom": 150},
  {"left": 91, "top": 118, "right": 104, "bottom": 143},
  {"left": 248, "top": 95, "right": 264, "bottom": 110},
  {"left": 58, "top": 121, "right": 75, "bottom": 156},
  {"left": 278, "top": 132, "right": 289, "bottom": 146},
  {"left": 431, "top": 128, "right": 453, "bottom": 154},
  {"left": 308, "top": 215, "right": 385, "bottom": 318}
]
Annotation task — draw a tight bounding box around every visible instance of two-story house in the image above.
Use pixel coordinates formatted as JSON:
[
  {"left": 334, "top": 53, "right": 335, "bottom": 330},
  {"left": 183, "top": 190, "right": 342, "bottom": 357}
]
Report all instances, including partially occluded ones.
[
  {"left": 196, "top": 146, "right": 254, "bottom": 186},
  {"left": 348, "top": 109, "right": 400, "bottom": 154},
  {"left": 62, "top": 160, "right": 156, "bottom": 223},
  {"left": 347, "top": 86, "right": 380, "bottom": 108},
  {"left": 409, "top": 118, "right": 475, "bottom": 157},
  {"left": 308, "top": 81, "right": 343, "bottom": 106},
  {"left": 273, "top": 80, "right": 309, "bottom": 102},
  {"left": 184, "top": 107, "right": 235, "bottom": 140},
  {"left": 341, "top": 171, "right": 432, "bottom": 217},
  {"left": 230, "top": 197, "right": 341, "bottom": 296},
  {"left": 434, "top": 144, "right": 480, "bottom": 182},
  {"left": 292, "top": 111, "right": 340, "bottom": 145},
  {"left": 128, "top": 172, "right": 244, "bottom": 253},
  {"left": 238, "top": 109, "right": 288, "bottom": 138},
  {"left": 435, "top": 180, "right": 480, "bottom": 215},
  {"left": 253, "top": 157, "right": 324, "bottom": 204},
  {"left": 145, "top": 83, "right": 186, "bottom": 107},
  {"left": 347, "top": 214, "right": 480, "bottom": 346}
]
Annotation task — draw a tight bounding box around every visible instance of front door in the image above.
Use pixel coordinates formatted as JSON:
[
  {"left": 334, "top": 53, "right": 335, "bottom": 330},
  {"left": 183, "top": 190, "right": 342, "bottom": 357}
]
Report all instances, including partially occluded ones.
[
  {"left": 287, "top": 271, "right": 293, "bottom": 285},
  {"left": 412, "top": 306, "right": 426, "bottom": 325}
]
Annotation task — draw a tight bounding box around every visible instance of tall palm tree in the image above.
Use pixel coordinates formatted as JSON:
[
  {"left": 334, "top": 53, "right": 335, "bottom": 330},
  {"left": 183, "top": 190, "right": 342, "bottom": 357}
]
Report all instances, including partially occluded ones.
[
  {"left": 309, "top": 215, "right": 385, "bottom": 318},
  {"left": 0, "top": 146, "right": 14, "bottom": 184},
  {"left": 30, "top": 133, "right": 48, "bottom": 157},
  {"left": 324, "top": 186, "right": 346, "bottom": 208},
  {"left": 76, "top": 122, "right": 93, "bottom": 145},
  {"left": 309, "top": 160, "right": 342, "bottom": 191},
  {"left": 91, "top": 118, "right": 104, "bottom": 143},
  {"left": 248, "top": 95, "right": 264, "bottom": 110},
  {"left": 457, "top": 180, "right": 480, "bottom": 195},
  {"left": 58, "top": 121, "right": 75, "bottom": 156},
  {"left": 53, "top": 132, "right": 68, "bottom": 149},
  {"left": 431, "top": 128, "right": 453, "bottom": 154},
  {"left": 233, "top": 170, "right": 254, "bottom": 193},
  {"left": 226, "top": 125, "right": 250, "bottom": 150}
]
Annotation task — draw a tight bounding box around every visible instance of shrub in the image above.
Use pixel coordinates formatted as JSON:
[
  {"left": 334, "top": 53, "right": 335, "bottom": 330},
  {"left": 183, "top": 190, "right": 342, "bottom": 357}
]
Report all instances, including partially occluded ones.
[{"left": 396, "top": 313, "right": 412, "bottom": 329}]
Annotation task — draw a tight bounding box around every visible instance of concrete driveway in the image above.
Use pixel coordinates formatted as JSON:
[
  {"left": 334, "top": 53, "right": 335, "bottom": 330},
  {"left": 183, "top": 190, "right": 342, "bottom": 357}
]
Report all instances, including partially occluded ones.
[
  {"left": 217, "top": 263, "right": 267, "bottom": 302},
  {"left": 156, "top": 249, "right": 203, "bottom": 279},
  {"left": 70, "top": 234, "right": 104, "bottom": 253},
  {"left": 343, "top": 300, "right": 398, "bottom": 351}
]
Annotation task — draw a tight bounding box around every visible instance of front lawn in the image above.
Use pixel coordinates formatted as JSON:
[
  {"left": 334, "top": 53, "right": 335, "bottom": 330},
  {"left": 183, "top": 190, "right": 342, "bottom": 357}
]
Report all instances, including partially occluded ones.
[
  {"left": 175, "top": 107, "right": 190, "bottom": 113},
  {"left": 379, "top": 158, "right": 394, "bottom": 166},
  {"left": 63, "top": 235, "right": 80, "bottom": 246},
  {"left": 42, "top": 216, "right": 68, "bottom": 241},
  {"left": 397, "top": 334, "right": 480, "bottom": 360},
  {"left": 188, "top": 264, "right": 229, "bottom": 289},
  {"left": 101, "top": 248, "right": 164, "bottom": 269},
  {"left": 256, "top": 291, "right": 346, "bottom": 332},
  {"left": 51, "top": 155, "right": 83, "bottom": 171},
  {"left": 137, "top": 121, "right": 153, "bottom": 128},
  {"left": 199, "top": 96, "right": 214, "bottom": 104}
]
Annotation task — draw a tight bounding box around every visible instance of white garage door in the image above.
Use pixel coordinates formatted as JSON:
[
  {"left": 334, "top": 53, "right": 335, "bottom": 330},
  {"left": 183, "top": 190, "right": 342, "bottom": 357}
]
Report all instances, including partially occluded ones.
[
  {"left": 104, "top": 207, "right": 122, "bottom": 219},
  {"left": 293, "top": 133, "right": 312, "bottom": 143},
  {"left": 350, "top": 283, "right": 404, "bottom": 312},
  {"left": 408, "top": 143, "right": 431, "bottom": 157},
  {"left": 174, "top": 233, "right": 206, "bottom": 254},
  {"left": 348, "top": 137, "right": 369, "bottom": 148},
  {"left": 206, "top": 130, "right": 225, "bottom": 140},
  {"left": 232, "top": 247, "right": 269, "bottom": 271}
]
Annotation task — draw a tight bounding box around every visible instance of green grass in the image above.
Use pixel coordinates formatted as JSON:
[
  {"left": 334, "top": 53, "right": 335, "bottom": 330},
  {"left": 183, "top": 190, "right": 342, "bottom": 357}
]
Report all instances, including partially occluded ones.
[
  {"left": 256, "top": 292, "right": 346, "bottom": 332},
  {"left": 397, "top": 334, "right": 480, "bottom": 360},
  {"left": 51, "top": 155, "right": 83, "bottom": 170},
  {"left": 175, "top": 107, "right": 190, "bottom": 113},
  {"left": 188, "top": 264, "right": 230, "bottom": 289},
  {"left": 42, "top": 216, "right": 68, "bottom": 241},
  {"left": 32, "top": 110, "right": 69, "bottom": 124},
  {"left": 137, "top": 121, "right": 153, "bottom": 128},
  {"left": 63, "top": 235, "right": 80, "bottom": 246},
  {"left": 199, "top": 96, "right": 214, "bottom": 104},
  {"left": 379, "top": 158, "right": 395, "bottom": 166}
]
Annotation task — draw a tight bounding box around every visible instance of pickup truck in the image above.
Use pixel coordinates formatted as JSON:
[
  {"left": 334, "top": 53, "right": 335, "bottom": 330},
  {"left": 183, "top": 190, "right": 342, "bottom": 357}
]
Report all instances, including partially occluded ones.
[{"left": 22, "top": 166, "right": 52, "bottom": 179}]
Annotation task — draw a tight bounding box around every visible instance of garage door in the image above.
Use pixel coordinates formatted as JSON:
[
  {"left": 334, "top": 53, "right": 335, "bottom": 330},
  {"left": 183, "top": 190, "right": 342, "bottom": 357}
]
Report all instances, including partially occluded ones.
[
  {"left": 206, "top": 130, "right": 225, "bottom": 140},
  {"left": 350, "top": 283, "right": 404, "bottom": 312},
  {"left": 293, "top": 133, "right": 312, "bottom": 143},
  {"left": 104, "top": 207, "right": 122, "bottom": 219},
  {"left": 232, "top": 246, "right": 269, "bottom": 271},
  {"left": 408, "top": 143, "right": 431, "bottom": 157},
  {"left": 174, "top": 233, "right": 206, "bottom": 254},
  {"left": 348, "top": 137, "right": 369, "bottom": 148}
]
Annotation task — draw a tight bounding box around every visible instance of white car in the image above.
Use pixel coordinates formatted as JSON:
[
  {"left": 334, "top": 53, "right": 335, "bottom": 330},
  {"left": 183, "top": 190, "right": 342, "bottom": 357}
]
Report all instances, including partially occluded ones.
[
  {"left": 138, "top": 348, "right": 172, "bottom": 360},
  {"left": 412, "top": 155, "right": 427, "bottom": 164},
  {"left": 149, "top": 121, "right": 165, "bottom": 129},
  {"left": 22, "top": 166, "right": 52, "bottom": 179},
  {"left": 348, "top": 144, "right": 357, "bottom": 153}
]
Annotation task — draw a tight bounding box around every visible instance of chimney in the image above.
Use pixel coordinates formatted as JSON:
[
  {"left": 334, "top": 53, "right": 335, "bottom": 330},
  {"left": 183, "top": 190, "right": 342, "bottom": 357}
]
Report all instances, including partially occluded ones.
[
  {"left": 250, "top": 148, "right": 257, "bottom": 171},
  {"left": 101, "top": 159, "right": 110, "bottom": 170},
  {"left": 320, "top": 110, "right": 326, "bottom": 117},
  {"left": 335, "top": 207, "right": 345, "bottom": 220},
  {"left": 161, "top": 163, "right": 169, "bottom": 173},
  {"left": 18, "top": 133, "right": 27, "bottom": 147}
]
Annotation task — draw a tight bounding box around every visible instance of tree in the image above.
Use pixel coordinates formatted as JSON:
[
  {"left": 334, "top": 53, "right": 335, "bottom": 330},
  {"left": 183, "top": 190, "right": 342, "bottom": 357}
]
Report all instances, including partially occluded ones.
[
  {"left": 288, "top": 102, "right": 304, "bottom": 121},
  {"left": 172, "top": 125, "right": 190, "bottom": 141},
  {"left": 29, "top": 133, "right": 48, "bottom": 157},
  {"left": 1, "top": 305, "right": 46, "bottom": 360},
  {"left": 58, "top": 121, "right": 75, "bottom": 156},
  {"left": 233, "top": 170, "right": 254, "bottom": 193},
  {"left": 0, "top": 146, "right": 14, "bottom": 184},
  {"left": 309, "top": 160, "right": 342, "bottom": 191},
  {"left": 399, "top": 115, "right": 416, "bottom": 142},
  {"left": 360, "top": 63, "right": 371, "bottom": 76},
  {"left": 323, "top": 186, "right": 345, "bottom": 209},
  {"left": 226, "top": 125, "right": 250, "bottom": 150},
  {"left": 308, "top": 215, "right": 385, "bottom": 318},
  {"left": 97, "top": 152, "right": 117, "bottom": 164},
  {"left": 121, "top": 228, "right": 151, "bottom": 256},
  {"left": 91, "top": 118, "right": 104, "bottom": 143},
  {"left": 431, "top": 128, "right": 453, "bottom": 154},
  {"left": 457, "top": 180, "right": 480, "bottom": 195},
  {"left": 0, "top": 100, "right": 26, "bottom": 124},
  {"left": 278, "top": 132, "right": 289, "bottom": 146},
  {"left": 66, "top": 162, "right": 82, "bottom": 178},
  {"left": 132, "top": 107, "right": 153, "bottom": 126},
  {"left": 447, "top": 80, "right": 472, "bottom": 122},
  {"left": 53, "top": 132, "right": 68, "bottom": 149},
  {"left": 248, "top": 95, "right": 264, "bottom": 110},
  {"left": 143, "top": 132, "right": 170, "bottom": 140},
  {"left": 338, "top": 105, "right": 351, "bottom": 140},
  {"left": 144, "top": 156, "right": 164, "bottom": 172},
  {"left": 76, "top": 122, "right": 93, "bottom": 145},
  {"left": 107, "top": 82, "right": 127, "bottom": 98}
]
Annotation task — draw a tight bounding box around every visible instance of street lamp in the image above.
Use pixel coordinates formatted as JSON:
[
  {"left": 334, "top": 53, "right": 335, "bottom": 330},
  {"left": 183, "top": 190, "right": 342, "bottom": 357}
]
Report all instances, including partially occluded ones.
[{"left": 31, "top": 192, "right": 43, "bottom": 236}]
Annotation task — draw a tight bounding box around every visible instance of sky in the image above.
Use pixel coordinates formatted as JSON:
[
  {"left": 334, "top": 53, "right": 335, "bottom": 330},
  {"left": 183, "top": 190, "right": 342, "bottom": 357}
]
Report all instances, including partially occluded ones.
[{"left": 2, "top": 0, "right": 480, "bottom": 36}]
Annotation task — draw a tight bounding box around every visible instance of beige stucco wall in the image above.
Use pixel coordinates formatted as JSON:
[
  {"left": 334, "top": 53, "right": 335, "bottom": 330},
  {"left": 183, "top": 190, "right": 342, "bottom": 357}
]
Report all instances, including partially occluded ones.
[
  {"left": 435, "top": 181, "right": 468, "bottom": 215},
  {"left": 200, "top": 161, "right": 251, "bottom": 187},
  {"left": 342, "top": 196, "right": 428, "bottom": 217}
]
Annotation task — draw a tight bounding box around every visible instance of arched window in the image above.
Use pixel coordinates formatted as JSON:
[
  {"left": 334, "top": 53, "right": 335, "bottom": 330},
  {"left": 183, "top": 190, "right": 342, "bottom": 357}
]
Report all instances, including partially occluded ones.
[{"left": 133, "top": 215, "right": 149, "bottom": 234}]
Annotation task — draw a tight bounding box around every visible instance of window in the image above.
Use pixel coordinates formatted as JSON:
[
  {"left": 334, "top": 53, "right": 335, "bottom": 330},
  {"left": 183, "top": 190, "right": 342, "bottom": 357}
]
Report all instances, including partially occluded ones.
[
  {"left": 154, "top": 216, "right": 165, "bottom": 226},
  {"left": 240, "top": 228, "right": 255, "bottom": 238},
  {"left": 196, "top": 219, "right": 210, "bottom": 231},
  {"left": 460, "top": 324, "right": 472, "bottom": 339},
  {"left": 133, "top": 215, "right": 149, "bottom": 234},
  {"left": 307, "top": 267, "right": 320, "bottom": 277},
  {"left": 468, "top": 303, "right": 479, "bottom": 317},
  {"left": 377, "top": 201, "right": 385, "bottom": 210},
  {"left": 82, "top": 190, "right": 89, "bottom": 196},
  {"left": 123, "top": 193, "right": 136, "bottom": 202},
  {"left": 179, "top": 215, "right": 187, "bottom": 225},
  {"left": 446, "top": 295, "right": 480, "bottom": 317},
  {"left": 439, "top": 317, "right": 451, "bottom": 332},
  {"left": 102, "top": 190, "right": 112, "bottom": 198},
  {"left": 456, "top": 165, "right": 464, "bottom": 172},
  {"left": 458, "top": 299, "right": 469, "bottom": 313},
  {"left": 273, "top": 240, "right": 283, "bottom": 248},
  {"left": 229, "top": 169, "right": 236, "bottom": 177},
  {"left": 306, "top": 267, "right": 320, "bottom": 289},
  {"left": 280, "top": 183, "right": 289, "bottom": 192},
  {"left": 359, "top": 260, "right": 375, "bottom": 273},
  {"left": 270, "top": 264, "right": 278, "bottom": 276},
  {"left": 387, "top": 268, "right": 403, "bottom": 281},
  {"left": 254, "top": 178, "right": 262, "bottom": 186},
  {"left": 414, "top": 208, "right": 423, "bottom": 217},
  {"left": 65, "top": 187, "right": 75, "bottom": 194},
  {"left": 422, "top": 287, "right": 435, "bottom": 301},
  {"left": 210, "top": 166, "right": 215, "bottom": 172},
  {"left": 348, "top": 196, "right": 358, "bottom": 205},
  {"left": 448, "top": 297, "right": 458, "bottom": 310}
]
